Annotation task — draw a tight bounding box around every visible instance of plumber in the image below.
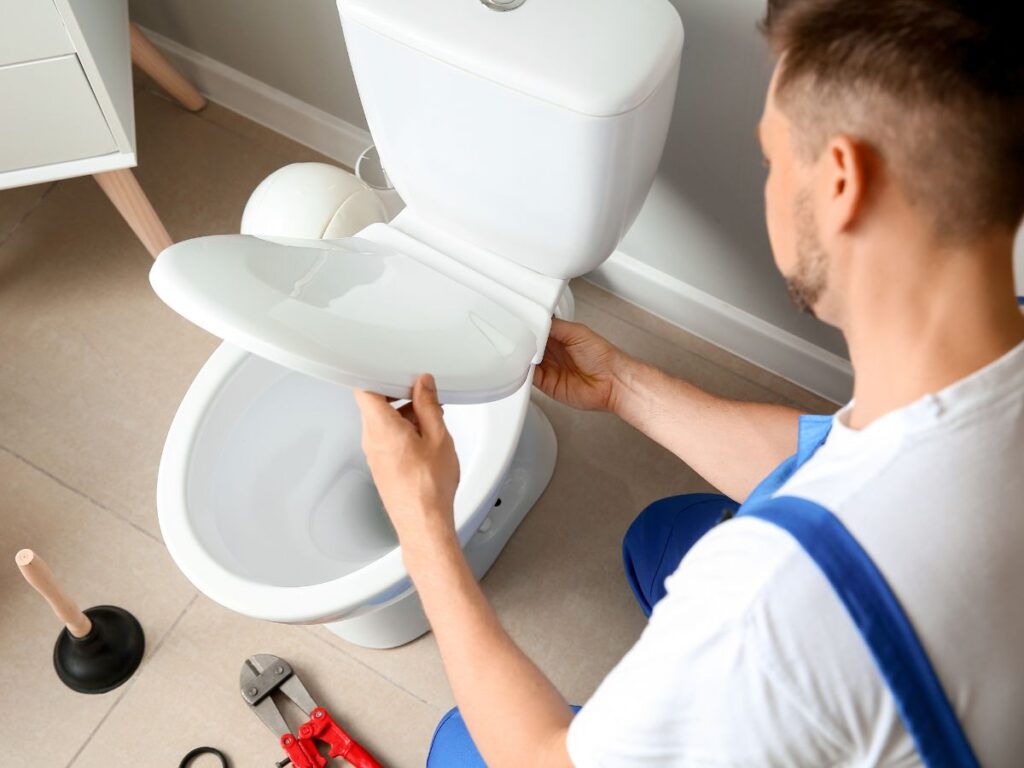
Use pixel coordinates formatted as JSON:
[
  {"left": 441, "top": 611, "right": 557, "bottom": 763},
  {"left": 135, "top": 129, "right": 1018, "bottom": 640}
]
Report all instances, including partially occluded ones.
[{"left": 355, "top": 0, "right": 1023, "bottom": 765}]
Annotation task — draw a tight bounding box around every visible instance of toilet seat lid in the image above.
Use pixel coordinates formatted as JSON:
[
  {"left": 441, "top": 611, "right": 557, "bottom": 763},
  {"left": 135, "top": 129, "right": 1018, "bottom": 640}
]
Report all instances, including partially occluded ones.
[{"left": 150, "top": 234, "right": 540, "bottom": 403}]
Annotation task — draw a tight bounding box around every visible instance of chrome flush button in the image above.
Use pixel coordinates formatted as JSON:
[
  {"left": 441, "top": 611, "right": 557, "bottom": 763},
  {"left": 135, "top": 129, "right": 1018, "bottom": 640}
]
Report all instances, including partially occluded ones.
[{"left": 480, "top": 0, "right": 526, "bottom": 11}]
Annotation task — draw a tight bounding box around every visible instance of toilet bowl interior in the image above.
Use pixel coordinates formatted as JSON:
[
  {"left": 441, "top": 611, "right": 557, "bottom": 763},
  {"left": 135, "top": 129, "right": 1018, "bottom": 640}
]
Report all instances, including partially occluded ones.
[{"left": 180, "top": 347, "right": 522, "bottom": 589}]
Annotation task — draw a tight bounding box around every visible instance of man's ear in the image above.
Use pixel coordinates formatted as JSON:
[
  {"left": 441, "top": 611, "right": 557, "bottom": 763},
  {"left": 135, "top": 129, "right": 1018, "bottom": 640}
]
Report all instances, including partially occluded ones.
[{"left": 820, "top": 134, "right": 870, "bottom": 234}]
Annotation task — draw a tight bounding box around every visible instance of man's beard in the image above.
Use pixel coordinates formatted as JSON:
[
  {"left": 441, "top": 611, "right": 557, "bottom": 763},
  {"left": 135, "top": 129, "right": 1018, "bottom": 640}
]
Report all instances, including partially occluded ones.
[{"left": 785, "top": 190, "right": 829, "bottom": 318}]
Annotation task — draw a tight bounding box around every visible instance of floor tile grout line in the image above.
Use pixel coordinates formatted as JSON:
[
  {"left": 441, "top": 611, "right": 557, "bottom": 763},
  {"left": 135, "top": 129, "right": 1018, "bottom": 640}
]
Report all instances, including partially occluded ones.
[
  {"left": 300, "top": 625, "right": 438, "bottom": 709},
  {"left": 64, "top": 592, "right": 200, "bottom": 768},
  {"left": 0, "top": 443, "right": 162, "bottom": 545},
  {"left": 139, "top": 86, "right": 257, "bottom": 150},
  {"left": 0, "top": 181, "right": 57, "bottom": 250}
]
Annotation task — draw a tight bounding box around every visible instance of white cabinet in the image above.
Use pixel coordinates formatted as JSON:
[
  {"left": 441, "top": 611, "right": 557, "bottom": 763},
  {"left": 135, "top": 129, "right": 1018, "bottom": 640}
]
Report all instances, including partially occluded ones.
[
  {"left": 0, "top": 56, "right": 117, "bottom": 171},
  {"left": 0, "top": 0, "right": 74, "bottom": 67},
  {"left": 0, "top": 0, "right": 136, "bottom": 190},
  {"left": 0, "top": 0, "right": 207, "bottom": 257}
]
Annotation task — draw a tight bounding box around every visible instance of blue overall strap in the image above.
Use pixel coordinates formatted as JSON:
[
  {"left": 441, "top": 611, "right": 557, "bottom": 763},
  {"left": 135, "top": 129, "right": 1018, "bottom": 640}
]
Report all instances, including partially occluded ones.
[
  {"left": 740, "top": 496, "right": 980, "bottom": 768},
  {"left": 743, "top": 414, "right": 834, "bottom": 507}
]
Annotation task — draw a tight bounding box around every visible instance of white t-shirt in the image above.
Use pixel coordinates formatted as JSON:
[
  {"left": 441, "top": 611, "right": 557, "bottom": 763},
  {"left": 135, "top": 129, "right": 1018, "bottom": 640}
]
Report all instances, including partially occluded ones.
[{"left": 567, "top": 340, "right": 1024, "bottom": 767}]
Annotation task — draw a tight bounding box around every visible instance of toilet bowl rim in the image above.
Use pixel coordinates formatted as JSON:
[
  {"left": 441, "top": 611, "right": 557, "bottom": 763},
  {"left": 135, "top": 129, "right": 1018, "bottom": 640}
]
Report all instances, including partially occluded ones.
[{"left": 156, "top": 341, "right": 530, "bottom": 623}]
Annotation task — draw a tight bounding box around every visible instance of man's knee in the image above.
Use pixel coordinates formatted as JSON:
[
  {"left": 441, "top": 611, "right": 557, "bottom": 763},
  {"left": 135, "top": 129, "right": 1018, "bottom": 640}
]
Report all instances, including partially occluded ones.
[
  {"left": 622, "top": 493, "right": 737, "bottom": 617},
  {"left": 427, "top": 708, "right": 485, "bottom": 768},
  {"left": 427, "top": 706, "right": 581, "bottom": 766}
]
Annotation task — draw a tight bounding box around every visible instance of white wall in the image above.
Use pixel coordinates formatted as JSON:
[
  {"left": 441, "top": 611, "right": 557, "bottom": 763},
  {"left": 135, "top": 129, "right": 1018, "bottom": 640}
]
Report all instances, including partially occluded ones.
[
  {"left": 130, "top": 0, "right": 1023, "bottom": 396},
  {"left": 129, "top": 0, "right": 366, "bottom": 130}
]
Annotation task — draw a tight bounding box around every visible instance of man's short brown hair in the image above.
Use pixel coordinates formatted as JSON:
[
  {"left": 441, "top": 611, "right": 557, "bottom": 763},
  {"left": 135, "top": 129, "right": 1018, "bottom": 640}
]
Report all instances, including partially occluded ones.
[{"left": 762, "top": 1, "right": 1024, "bottom": 241}]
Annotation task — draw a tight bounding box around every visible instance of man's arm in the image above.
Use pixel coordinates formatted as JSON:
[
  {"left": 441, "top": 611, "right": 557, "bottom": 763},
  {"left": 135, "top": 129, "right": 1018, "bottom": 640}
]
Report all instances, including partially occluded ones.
[
  {"left": 534, "top": 319, "right": 804, "bottom": 502},
  {"left": 355, "top": 376, "right": 574, "bottom": 768},
  {"left": 611, "top": 357, "right": 802, "bottom": 502},
  {"left": 407, "top": 519, "right": 574, "bottom": 767}
]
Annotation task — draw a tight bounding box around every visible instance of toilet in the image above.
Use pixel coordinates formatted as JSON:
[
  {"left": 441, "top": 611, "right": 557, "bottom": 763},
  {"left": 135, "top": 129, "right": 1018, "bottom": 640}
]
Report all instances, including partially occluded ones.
[{"left": 150, "top": 0, "right": 683, "bottom": 649}]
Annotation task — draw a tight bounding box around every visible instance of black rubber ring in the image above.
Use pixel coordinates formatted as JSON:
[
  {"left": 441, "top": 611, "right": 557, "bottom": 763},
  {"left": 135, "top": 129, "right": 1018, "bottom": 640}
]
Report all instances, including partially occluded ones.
[{"left": 178, "top": 746, "right": 230, "bottom": 767}]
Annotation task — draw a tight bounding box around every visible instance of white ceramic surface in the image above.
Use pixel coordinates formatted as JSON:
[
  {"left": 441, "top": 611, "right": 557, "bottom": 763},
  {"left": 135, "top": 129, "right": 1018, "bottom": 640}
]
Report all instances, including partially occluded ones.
[
  {"left": 339, "top": 0, "right": 682, "bottom": 278},
  {"left": 158, "top": 342, "right": 534, "bottom": 625},
  {"left": 240, "top": 162, "right": 387, "bottom": 240},
  {"left": 337, "top": 0, "right": 682, "bottom": 118}
]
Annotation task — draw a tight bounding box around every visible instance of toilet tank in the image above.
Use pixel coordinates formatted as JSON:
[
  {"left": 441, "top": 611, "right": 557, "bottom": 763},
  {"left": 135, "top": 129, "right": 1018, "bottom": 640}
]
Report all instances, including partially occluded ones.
[{"left": 337, "top": 0, "right": 683, "bottom": 280}]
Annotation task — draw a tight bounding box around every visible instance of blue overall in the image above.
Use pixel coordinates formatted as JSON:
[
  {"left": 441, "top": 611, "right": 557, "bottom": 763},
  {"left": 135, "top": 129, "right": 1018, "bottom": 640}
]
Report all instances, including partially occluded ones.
[{"left": 427, "top": 414, "right": 979, "bottom": 767}]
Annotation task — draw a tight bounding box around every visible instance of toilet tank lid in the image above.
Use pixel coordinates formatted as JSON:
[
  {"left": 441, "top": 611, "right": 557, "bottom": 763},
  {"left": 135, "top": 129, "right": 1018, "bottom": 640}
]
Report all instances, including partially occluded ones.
[{"left": 337, "top": 0, "right": 683, "bottom": 118}]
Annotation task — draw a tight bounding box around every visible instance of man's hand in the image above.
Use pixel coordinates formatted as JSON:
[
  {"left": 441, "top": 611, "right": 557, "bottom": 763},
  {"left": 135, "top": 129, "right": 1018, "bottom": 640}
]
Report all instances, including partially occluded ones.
[
  {"left": 533, "top": 318, "right": 636, "bottom": 413},
  {"left": 536, "top": 318, "right": 805, "bottom": 502},
  {"left": 355, "top": 375, "right": 575, "bottom": 768},
  {"left": 354, "top": 373, "right": 460, "bottom": 554}
]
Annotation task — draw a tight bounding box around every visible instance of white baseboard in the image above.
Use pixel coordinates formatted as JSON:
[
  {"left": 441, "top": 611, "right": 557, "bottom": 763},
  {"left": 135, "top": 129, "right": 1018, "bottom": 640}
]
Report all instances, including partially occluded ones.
[
  {"left": 140, "top": 28, "right": 852, "bottom": 403},
  {"left": 588, "top": 253, "right": 852, "bottom": 403},
  {"left": 138, "top": 26, "right": 371, "bottom": 168}
]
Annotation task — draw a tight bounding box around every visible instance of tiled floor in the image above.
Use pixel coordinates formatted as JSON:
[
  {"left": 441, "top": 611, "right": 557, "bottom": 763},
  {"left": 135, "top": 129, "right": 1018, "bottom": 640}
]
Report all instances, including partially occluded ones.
[{"left": 0, "top": 77, "right": 835, "bottom": 767}]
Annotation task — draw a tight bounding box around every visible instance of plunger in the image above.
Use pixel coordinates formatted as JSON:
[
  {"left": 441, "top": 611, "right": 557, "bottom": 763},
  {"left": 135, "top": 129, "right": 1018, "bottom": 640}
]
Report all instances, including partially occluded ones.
[{"left": 16, "top": 549, "right": 145, "bottom": 694}]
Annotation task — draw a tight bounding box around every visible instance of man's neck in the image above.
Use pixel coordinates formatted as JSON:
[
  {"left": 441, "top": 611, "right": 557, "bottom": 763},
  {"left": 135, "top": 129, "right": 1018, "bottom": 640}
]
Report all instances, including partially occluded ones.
[{"left": 844, "top": 234, "right": 1024, "bottom": 430}]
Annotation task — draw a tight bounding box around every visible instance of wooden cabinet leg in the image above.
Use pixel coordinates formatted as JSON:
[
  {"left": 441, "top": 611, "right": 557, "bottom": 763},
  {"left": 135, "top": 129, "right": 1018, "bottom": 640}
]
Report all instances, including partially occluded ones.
[
  {"left": 129, "top": 22, "right": 207, "bottom": 112},
  {"left": 94, "top": 169, "right": 173, "bottom": 259}
]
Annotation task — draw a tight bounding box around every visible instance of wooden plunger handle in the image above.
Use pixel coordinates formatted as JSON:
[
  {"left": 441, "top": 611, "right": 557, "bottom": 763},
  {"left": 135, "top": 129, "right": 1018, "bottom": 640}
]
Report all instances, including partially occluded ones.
[{"left": 15, "top": 549, "right": 93, "bottom": 638}]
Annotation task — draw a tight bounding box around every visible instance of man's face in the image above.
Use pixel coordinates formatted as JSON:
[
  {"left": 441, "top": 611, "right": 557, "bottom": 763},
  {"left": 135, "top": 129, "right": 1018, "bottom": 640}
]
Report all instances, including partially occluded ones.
[{"left": 759, "top": 68, "right": 830, "bottom": 318}]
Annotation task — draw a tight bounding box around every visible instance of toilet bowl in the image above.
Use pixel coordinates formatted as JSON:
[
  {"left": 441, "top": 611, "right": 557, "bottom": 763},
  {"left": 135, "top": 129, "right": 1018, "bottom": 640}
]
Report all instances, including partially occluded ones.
[
  {"left": 151, "top": 213, "right": 571, "bottom": 649},
  {"left": 149, "top": 0, "right": 683, "bottom": 649},
  {"left": 158, "top": 340, "right": 555, "bottom": 648}
]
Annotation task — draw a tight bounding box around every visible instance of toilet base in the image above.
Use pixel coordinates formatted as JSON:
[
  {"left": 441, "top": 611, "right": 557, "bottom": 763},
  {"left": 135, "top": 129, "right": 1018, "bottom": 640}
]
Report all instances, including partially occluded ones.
[{"left": 324, "top": 400, "right": 558, "bottom": 649}]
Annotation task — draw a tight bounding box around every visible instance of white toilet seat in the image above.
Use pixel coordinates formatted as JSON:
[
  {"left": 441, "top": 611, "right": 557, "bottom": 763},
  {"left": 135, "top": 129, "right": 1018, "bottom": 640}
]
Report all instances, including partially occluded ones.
[
  {"left": 149, "top": 224, "right": 561, "bottom": 404},
  {"left": 157, "top": 341, "right": 532, "bottom": 626}
]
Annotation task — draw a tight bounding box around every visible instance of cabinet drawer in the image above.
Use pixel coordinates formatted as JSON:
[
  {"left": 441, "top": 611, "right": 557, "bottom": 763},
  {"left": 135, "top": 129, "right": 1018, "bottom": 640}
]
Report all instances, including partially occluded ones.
[
  {"left": 0, "top": 0, "right": 75, "bottom": 67},
  {"left": 0, "top": 55, "right": 117, "bottom": 173}
]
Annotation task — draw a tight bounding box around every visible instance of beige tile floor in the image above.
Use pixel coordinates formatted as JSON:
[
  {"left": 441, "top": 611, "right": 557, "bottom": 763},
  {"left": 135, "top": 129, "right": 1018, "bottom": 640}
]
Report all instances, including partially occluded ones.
[{"left": 0, "top": 77, "right": 836, "bottom": 767}]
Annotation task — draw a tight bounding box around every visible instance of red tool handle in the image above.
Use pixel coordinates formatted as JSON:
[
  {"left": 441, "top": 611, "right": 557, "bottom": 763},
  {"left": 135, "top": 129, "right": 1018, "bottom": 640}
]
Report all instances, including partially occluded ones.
[
  {"left": 280, "top": 732, "right": 326, "bottom": 768},
  {"left": 298, "top": 707, "right": 383, "bottom": 768}
]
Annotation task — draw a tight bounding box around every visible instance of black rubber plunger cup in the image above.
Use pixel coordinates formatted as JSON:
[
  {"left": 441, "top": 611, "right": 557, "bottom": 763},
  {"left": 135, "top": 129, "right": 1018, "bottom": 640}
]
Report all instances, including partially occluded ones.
[
  {"left": 54, "top": 605, "right": 145, "bottom": 693},
  {"left": 16, "top": 549, "right": 145, "bottom": 694}
]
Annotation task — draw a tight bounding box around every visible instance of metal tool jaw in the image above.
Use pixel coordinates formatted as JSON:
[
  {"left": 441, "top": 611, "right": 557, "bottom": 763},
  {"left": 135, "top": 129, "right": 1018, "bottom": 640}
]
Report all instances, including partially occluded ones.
[{"left": 240, "top": 654, "right": 382, "bottom": 768}]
